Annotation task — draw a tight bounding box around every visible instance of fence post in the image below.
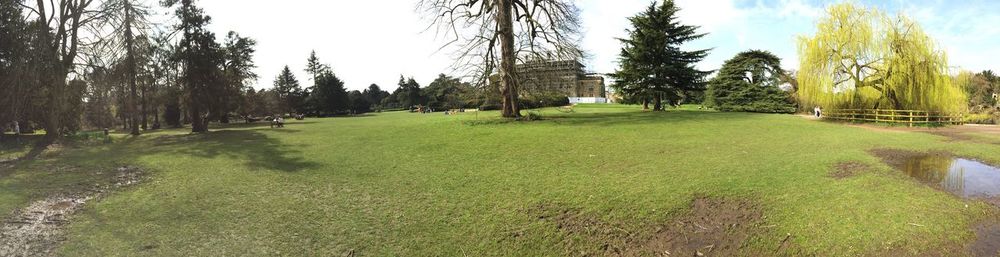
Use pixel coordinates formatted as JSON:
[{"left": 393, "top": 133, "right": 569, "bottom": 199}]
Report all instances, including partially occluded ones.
[{"left": 908, "top": 111, "right": 913, "bottom": 127}]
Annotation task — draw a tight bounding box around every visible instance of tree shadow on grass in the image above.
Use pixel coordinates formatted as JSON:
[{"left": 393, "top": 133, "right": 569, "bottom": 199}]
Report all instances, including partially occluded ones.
[
  {"left": 540, "top": 110, "right": 764, "bottom": 127},
  {"left": 206, "top": 121, "right": 320, "bottom": 130},
  {"left": 145, "top": 129, "right": 318, "bottom": 172}
]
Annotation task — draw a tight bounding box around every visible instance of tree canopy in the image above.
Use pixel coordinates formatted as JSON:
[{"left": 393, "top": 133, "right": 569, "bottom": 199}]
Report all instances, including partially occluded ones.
[
  {"left": 797, "top": 3, "right": 966, "bottom": 113},
  {"left": 707, "top": 50, "right": 796, "bottom": 113},
  {"left": 611, "top": 0, "right": 711, "bottom": 111},
  {"left": 420, "top": 0, "right": 582, "bottom": 118}
]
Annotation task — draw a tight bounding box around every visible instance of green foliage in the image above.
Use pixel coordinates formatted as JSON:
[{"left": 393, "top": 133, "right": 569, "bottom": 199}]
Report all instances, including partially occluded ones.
[
  {"left": 424, "top": 74, "right": 475, "bottom": 110},
  {"left": 612, "top": 0, "right": 711, "bottom": 110},
  {"left": 707, "top": 50, "right": 796, "bottom": 113},
  {"left": 347, "top": 90, "right": 371, "bottom": 114},
  {"left": 955, "top": 70, "right": 999, "bottom": 114},
  {"left": 797, "top": 3, "right": 966, "bottom": 113},
  {"left": 391, "top": 76, "right": 425, "bottom": 108},
  {"left": 272, "top": 65, "right": 305, "bottom": 114},
  {"left": 309, "top": 71, "right": 349, "bottom": 115}
]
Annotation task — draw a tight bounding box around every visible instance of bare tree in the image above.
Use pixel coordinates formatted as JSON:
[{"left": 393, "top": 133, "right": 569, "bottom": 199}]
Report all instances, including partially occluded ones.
[
  {"left": 420, "top": 0, "right": 583, "bottom": 118},
  {"left": 18, "top": 0, "right": 99, "bottom": 140},
  {"left": 95, "top": 0, "right": 153, "bottom": 135}
]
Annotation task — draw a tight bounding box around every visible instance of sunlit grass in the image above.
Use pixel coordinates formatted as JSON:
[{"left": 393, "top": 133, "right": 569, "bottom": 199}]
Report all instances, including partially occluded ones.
[{"left": 2, "top": 104, "right": 998, "bottom": 256}]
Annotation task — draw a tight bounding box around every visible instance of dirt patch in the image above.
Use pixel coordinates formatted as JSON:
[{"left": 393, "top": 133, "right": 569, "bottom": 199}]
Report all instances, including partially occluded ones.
[
  {"left": 527, "top": 203, "right": 637, "bottom": 255},
  {"left": 642, "top": 197, "right": 766, "bottom": 256},
  {"left": 971, "top": 222, "right": 1000, "bottom": 257},
  {"left": 526, "top": 197, "right": 779, "bottom": 256},
  {"left": 831, "top": 161, "right": 870, "bottom": 179},
  {"left": 849, "top": 123, "right": 1000, "bottom": 144},
  {"left": 0, "top": 166, "right": 145, "bottom": 257}
]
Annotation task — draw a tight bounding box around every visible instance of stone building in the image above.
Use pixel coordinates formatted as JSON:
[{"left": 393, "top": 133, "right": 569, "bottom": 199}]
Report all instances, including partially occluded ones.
[
  {"left": 491, "top": 60, "right": 606, "bottom": 103},
  {"left": 515, "top": 60, "right": 606, "bottom": 99}
]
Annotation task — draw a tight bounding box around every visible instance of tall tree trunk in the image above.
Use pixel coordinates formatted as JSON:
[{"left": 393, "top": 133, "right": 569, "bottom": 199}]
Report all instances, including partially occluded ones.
[
  {"left": 125, "top": 3, "right": 140, "bottom": 136},
  {"left": 497, "top": 0, "right": 520, "bottom": 118},
  {"left": 190, "top": 104, "right": 206, "bottom": 132},
  {"left": 642, "top": 97, "right": 649, "bottom": 110},
  {"left": 653, "top": 93, "right": 663, "bottom": 111},
  {"left": 141, "top": 89, "right": 148, "bottom": 130},
  {"left": 42, "top": 74, "right": 66, "bottom": 141},
  {"left": 152, "top": 106, "right": 160, "bottom": 129}
]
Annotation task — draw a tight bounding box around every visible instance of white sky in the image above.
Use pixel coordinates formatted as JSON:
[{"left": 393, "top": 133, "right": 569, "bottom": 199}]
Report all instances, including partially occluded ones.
[{"left": 157, "top": 0, "right": 998, "bottom": 91}]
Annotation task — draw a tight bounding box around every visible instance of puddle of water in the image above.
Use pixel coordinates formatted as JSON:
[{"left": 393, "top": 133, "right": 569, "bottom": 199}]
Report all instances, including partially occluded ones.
[{"left": 900, "top": 155, "right": 1000, "bottom": 199}]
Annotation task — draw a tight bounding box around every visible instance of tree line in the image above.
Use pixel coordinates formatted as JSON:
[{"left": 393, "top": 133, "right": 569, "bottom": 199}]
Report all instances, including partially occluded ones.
[{"left": 0, "top": 0, "right": 494, "bottom": 140}]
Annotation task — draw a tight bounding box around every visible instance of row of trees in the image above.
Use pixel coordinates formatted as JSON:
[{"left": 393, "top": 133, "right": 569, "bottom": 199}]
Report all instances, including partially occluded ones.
[
  {"left": 610, "top": 1, "right": 977, "bottom": 116},
  {"left": 956, "top": 70, "right": 999, "bottom": 116},
  {"left": 0, "top": 0, "right": 266, "bottom": 137},
  {"left": 259, "top": 52, "right": 479, "bottom": 118}
]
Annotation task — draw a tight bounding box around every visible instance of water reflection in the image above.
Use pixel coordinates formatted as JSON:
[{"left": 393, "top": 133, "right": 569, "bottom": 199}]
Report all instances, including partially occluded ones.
[{"left": 902, "top": 155, "right": 1000, "bottom": 199}]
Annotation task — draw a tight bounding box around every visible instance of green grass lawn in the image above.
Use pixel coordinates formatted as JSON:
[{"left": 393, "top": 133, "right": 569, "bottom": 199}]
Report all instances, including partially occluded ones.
[{"left": 2, "top": 104, "right": 1000, "bottom": 256}]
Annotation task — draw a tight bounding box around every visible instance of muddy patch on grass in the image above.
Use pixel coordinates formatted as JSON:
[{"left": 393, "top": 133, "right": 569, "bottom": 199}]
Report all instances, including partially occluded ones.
[
  {"left": 642, "top": 197, "right": 766, "bottom": 256},
  {"left": 526, "top": 197, "right": 779, "bottom": 256},
  {"left": 0, "top": 166, "right": 144, "bottom": 257},
  {"left": 971, "top": 222, "right": 1000, "bottom": 257},
  {"left": 528, "top": 203, "right": 638, "bottom": 255},
  {"left": 831, "top": 161, "right": 870, "bottom": 179}
]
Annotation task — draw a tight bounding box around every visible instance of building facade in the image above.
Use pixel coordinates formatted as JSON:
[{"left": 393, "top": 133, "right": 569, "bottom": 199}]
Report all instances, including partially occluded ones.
[{"left": 510, "top": 60, "right": 607, "bottom": 100}]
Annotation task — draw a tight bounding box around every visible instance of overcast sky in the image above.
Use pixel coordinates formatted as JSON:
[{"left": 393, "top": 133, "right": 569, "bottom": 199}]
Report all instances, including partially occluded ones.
[{"left": 162, "top": 0, "right": 1000, "bottom": 91}]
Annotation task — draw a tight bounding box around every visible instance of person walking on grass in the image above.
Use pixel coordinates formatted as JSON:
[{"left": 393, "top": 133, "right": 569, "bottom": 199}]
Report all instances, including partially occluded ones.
[{"left": 814, "top": 106, "right": 822, "bottom": 118}]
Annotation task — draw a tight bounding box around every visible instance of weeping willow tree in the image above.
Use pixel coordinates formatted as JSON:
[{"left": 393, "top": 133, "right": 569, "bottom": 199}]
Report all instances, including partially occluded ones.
[{"left": 797, "top": 3, "right": 966, "bottom": 114}]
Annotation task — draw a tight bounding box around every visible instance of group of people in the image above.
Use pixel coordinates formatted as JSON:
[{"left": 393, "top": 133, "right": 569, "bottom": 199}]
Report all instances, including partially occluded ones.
[{"left": 270, "top": 115, "right": 285, "bottom": 128}]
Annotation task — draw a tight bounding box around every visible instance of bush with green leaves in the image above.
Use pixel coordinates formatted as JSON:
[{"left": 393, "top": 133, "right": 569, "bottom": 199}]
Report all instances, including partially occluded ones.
[{"left": 706, "top": 50, "right": 796, "bottom": 113}]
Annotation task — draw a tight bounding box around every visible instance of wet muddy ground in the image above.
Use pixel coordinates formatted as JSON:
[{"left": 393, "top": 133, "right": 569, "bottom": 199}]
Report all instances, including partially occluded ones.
[
  {"left": 870, "top": 149, "right": 1000, "bottom": 200},
  {"left": 870, "top": 149, "right": 1000, "bottom": 257},
  {"left": 527, "top": 197, "right": 782, "bottom": 256},
  {"left": 0, "top": 166, "right": 143, "bottom": 257},
  {"left": 831, "top": 161, "right": 871, "bottom": 179},
  {"left": 848, "top": 123, "right": 1000, "bottom": 144}
]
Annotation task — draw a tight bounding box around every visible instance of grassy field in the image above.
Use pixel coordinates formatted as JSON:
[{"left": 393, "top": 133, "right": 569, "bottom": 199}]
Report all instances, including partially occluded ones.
[{"left": 2, "top": 104, "right": 1000, "bottom": 256}]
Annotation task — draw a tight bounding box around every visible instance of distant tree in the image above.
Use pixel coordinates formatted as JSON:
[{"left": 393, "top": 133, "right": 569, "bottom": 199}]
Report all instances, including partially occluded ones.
[
  {"left": 162, "top": 86, "right": 183, "bottom": 127},
  {"left": 309, "top": 71, "right": 349, "bottom": 115},
  {"left": 347, "top": 90, "right": 371, "bottom": 114},
  {"left": 706, "top": 50, "right": 796, "bottom": 113},
  {"left": 164, "top": 0, "right": 226, "bottom": 132},
  {"left": 304, "top": 50, "right": 328, "bottom": 82},
  {"left": 363, "top": 84, "right": 389, "bottom": 109},
  {"left": 797, "top": 3, "right": 966, "bottom": 113},
  {"left": 956, "top": 70, "right": 999, "bottom": 113},
  {"left": 420, "top": 0, "right": 583, "bottom": 118},
  {"left": 219, "top": 31, "right": 257, "bottom": 123},
  {"left": 273, "top": 65, "right": 303, "bottom": 115},
  {"left": 425, "top": 74, "right": 474, "bottom": 110},
  {"left": 612, "top": 0, "right": 711, "bottom": 111},
  {"left": 392, "top": 76, "right": 424, "bottom": 108}
]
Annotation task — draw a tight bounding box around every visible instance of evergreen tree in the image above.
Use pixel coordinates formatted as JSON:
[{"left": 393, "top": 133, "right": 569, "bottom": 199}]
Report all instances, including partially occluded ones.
[
  {"left": 273, "top": 65, "right": 303, "bottom": 115},
  {"left": 219, "top": 31, "right": 257, "bottom": 123},
  {"left": 706, "top": 50, "right": 796, "bottom": 113},
  {"left": 166, "top": 0, "right": 225, "bottom": 132},
  {"left": 612, "top": 0, "right": 710, "bottom": 111},
  {"left": 310, "top": 71, "right": 349, "bottom": 115},
  {"left": 347, "top": 90, "right": 371, "bottom": 114}
]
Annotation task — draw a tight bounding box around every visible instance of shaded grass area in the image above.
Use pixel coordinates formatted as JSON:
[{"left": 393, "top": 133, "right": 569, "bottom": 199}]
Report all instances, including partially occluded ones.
[{"left": 2, "top": 105, "right": 1000, "bottom": 256}]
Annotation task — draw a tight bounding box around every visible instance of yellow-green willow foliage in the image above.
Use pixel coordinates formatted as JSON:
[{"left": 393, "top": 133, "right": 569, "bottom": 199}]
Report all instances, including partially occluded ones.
[{"left": 797, "top": 3, "right": 967, "bottom": 114}]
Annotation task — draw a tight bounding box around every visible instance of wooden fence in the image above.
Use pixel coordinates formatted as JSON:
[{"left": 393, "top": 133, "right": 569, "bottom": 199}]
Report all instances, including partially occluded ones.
[{"left": 823, "top": 109, "right": 964, "bottom": 126}]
